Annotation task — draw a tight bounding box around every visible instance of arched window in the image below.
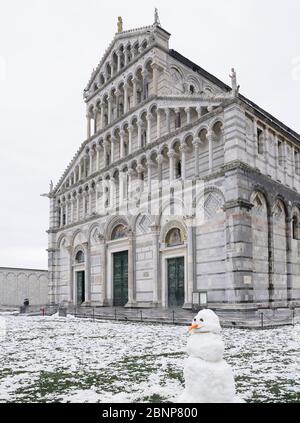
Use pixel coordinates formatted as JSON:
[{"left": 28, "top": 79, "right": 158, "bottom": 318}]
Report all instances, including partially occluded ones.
[
  {"left": 75, "top": 251, "right": 85, "bottom": 263},
  {"left": 166, "top": 228, "right": 183, "bottom": 247},
  {"left": 111, "top": 224, "right": 128, "bottom": 240},
  {"left": 292, "top": 216, "right": 298, "bottom": 240},
  {"left": 176, "top": 160, "right": 182, "bottom": 179}
]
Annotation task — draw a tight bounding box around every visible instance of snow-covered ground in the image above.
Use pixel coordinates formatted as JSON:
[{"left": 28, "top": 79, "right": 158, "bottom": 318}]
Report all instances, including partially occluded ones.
[{"left": 0, "top": 314, "right": 299, "bottom": 403}]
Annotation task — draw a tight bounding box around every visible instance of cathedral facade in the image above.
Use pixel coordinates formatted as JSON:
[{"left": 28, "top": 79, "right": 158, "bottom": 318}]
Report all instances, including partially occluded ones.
[{"left": 47, "top": 17, "right": 300, "bottom": 312}]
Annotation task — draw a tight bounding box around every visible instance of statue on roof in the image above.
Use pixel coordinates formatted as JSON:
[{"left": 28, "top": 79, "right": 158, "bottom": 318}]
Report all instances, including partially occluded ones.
[
  {"left": 229, "top": 68, "right": 240, "bottom": 97},
  {"left": 117, "top": 16, "right": 123, "bottom": 33},
  {"left": 154, "top": 8, "right": 161, "bottom": 26},
  {"left": 49, "top": 180, "right": 54, "bottom": 193}
]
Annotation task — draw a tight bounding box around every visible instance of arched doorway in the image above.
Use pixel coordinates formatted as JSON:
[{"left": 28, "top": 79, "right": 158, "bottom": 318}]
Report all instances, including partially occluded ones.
[
  {"left": 75, "top": 250, "right": 85, "bottom": 305},
  {"left": 166, "top": 228, "right": 185, "bottom": 307},
  {"left": 111, "top": 225, "right": 129, "bottom": 306}
]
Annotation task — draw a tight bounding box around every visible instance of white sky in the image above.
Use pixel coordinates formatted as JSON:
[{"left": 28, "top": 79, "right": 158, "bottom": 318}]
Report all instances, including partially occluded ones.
[{"left": 0, "top": 0, "right": 299, "bottom": 270}]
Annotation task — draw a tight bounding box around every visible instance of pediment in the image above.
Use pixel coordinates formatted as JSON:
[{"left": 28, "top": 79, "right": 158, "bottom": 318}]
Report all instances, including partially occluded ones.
[{"left": 84, "top": 24, "right": 170, "bottom": 97}]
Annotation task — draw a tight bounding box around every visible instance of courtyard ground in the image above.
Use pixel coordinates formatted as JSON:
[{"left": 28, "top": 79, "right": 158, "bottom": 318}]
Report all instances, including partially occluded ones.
[{"left": 0, "top": 314, "right": 299, "bottom": 403}]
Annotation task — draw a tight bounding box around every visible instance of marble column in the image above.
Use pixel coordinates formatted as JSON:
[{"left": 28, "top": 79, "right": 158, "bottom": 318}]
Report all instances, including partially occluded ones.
[
  {"left": 100, "top": 101, "right": 105, "bottom": 130},
  {"left": 157, "top": 109, "right": 161, "bottom": 138},
  {"left": 96, "top": 145, "right": 101, "bottom": 171},
  {"left": 99, "top": 236, "right": 108, "bottom": 306},
  {"left": 108, "top": 96, "right": 112, "bottom": 124},
  {"left": 66, "top": 246, "right": 73, "bottom": 304},
  {"left": 76, "top": 194, "right": 80, "bottom": 221},
  {"left": 196, "top": 106, "right": 201, "bottom": 120},
  {"left": 120, "top": 130, "right": 125, "bottom": 159},
  {"left": 146, "top": 113, "right": 153, "bottom": 144},
  {"left": 193, "top": 138, "right": 200, "bottom": 177},
  {"left": 125, "top": 230, "right": 137, "bottom": 307},
  {"left": 132, "top": 77, "right": 137, "bottom": 107},
  {"left": 184, "top": 218, "right": 195, "bottom": 309},
  {"left": 185, "top": 107, "right": 191, "bottom": 124},
  {"left": 180, "top": 144, "right": 187, "bottom": 180},
  {"left": 128, "top": 125, "right": 133, "bottom": 154},
  {"left": 168, "top": 149, "right": 176, "bottom": 181},
  {"left": 111, "top": 137, "right": 116, "bottom": 163},
  {"left": 207, "top": 129, "right": 214, "bottom": 173},
  {"left": 151, "top": 225, "right": 160, "bottom": 306},
  {"left": 137, "top": 119, "right": 143, "bottom": 149},
  {"left": 89, "top": 151, "right": 93, "bottom": 175},
  {"left": 124, "top": 83, "right": 129, "bottom": 113},
  {"left": 86, "top": 113, "right": 91, "bottom": 139},
  {"left": 115, "top": 90, "right": 120, "bottom": 119},
  {"left": 165, "top": 109, "right": 171, "bottom": 133},
  {"left": 83, "top": 242, "right": 91, "bottom": 306}
]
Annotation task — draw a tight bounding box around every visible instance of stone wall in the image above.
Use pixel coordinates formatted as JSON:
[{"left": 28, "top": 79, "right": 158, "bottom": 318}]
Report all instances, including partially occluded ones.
[{"left": 0, "top": 268, "right": 48, "bottom": 307}]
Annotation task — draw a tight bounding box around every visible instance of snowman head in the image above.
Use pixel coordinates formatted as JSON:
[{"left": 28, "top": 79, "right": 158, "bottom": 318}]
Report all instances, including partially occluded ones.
[{"left": 188, "top": 309, "right": 221, "bottom": 335}]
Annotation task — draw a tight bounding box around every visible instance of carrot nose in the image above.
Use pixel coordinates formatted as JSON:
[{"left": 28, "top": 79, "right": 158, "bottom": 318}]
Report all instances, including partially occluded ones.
[{"left": 188, "top": 324, "right": 199, "bottom": 332}]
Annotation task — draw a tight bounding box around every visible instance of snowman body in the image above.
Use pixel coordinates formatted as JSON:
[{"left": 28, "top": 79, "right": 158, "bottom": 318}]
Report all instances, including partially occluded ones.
[{"left": 177, "top": 310, "right": 242, "bottom": 403}]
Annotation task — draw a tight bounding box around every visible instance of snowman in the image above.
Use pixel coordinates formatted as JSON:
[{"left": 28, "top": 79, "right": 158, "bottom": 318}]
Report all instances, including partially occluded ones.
[{"left": 176, "top": 309, "right": 243, "bottom": 403}]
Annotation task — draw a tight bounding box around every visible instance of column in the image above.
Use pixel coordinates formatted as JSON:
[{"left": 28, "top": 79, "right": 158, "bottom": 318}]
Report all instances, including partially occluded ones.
[
  {"left": 151, "top": 63, "right": 159, "bottom": 95},
  {"left": 180, "top": 144, "right": 187, "bottom": 180},
  {"left": 103, "top": 141, "right": 108, "bottom": 168},
  {"left": 207, "top": 129, "right": 213, "bottom": 173},
  {"left": 60, "top": 204, "right": 63, "bottom": 227},
  {"left": 141, "top": 69, "right": 148, "bottom": 100},
  {"left": 125, "top": 230, "right": 137, "bottom": 307},
  {"left": 117, "top": 51, "right": 121, "bottom": 72},
  {"left": 83, "top": 155, "right": 87, "bottom": 177},
  {"left": 83, "top": 192, "right": 87, "bottom": 217},
  {"left": 132, "top": 77, "right": 137, "bottom": 107},
  {"left": 165, "top": 109, "right": 171, "bottom": 133},
  {"left": 185, "top": 107, "right": 191, "bottom": 124},
  {"left": 66, "top": 246, "right": 73, "bottom": 304},
  {"left": 184, "top": 218, "right": 195, "bottom": 309},
  {"left": 120, "top": 130, "right": 125, "bottom": 159},
  {"left": 93, "top": 109, "right": 98, "bottom": 134},
  {"left": 100, "top": 101, "right": 105, "bottom": 130},
  {"left": 291, "top": 146, "right": 296, "bottom": 190},
  {"left": 124, "top": 83, "right": 129, "bottom": 113},
  {"left": 100, "top": 236, "right": 108, "bottom": 306},
  {"left": 115, "top": 90, "right": 120, "bottom": 119},
  {"left": 157, "top": 154, "right": 163, "bottom": 185},
  {"left": 196, "top": 106, "right": 201, "bottom": 120},
  {"left": 89, "top": 150, "right": 93, "bottom": 175},
  {"left": 108, "top": 96, "right": 112, "bottom": 124},
  {"left": 89, "top": 189, "right": 93, "bottom": 215},
  {"left": 83, "top": 242, "right": 90, "bottom": 306},
  {"left": 151, "top": 225, "right": 160, "bottom": 306},
  {"left": 109, "top": 177, "right": 115, "bottom": 211},
  {"left": 265, "top": 128, "right": 269, "bottom": 176},
  {"left": 274, "top": 134, "right": 279, "bottom": 181},
  {"left": 77, "top": 194, "right": 80, "bottom": 221},
  {"left": 147, "top": 160, "right": 153, "bottom": 194},
  {"left": 137, "top": 119, "right": 143, "bottom": 149},
  {"left": 137, "top": 164, "right": 144, "bottom": 181},
  {"left": 86, "top": 113, "right": 91, "bottom": 139},
  {"left": 157, "top": 109, "right": 161, "bottom": 138},
  {"left": 96, "top": 145, "right": 101, "bottom": 171},
  {"left": 146, "top": 113, "right": 152, "bottom": 144},
  {"left": 175, "top": 108, "right": 181, "bottom": 129},
  {"left": 168, "top": 150, "right": 176, "bottom": 181},
  {"left": 65, "top": 201, "right": 69, "bottom": 225},
  {"left": 111, "top": 137, "right": 116, "bottom": 163},
  {"left": 193, "top": 138, "right": 200, "bottom": 177},
  {"left": 70, "top": 199, "right": 74, "bottom": 223},
  {"left": 128, "top": 125, "right": 133, "bottom": 154}
]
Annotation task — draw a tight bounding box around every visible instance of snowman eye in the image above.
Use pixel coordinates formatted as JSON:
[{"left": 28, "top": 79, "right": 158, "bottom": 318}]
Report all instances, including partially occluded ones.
[
  {"left": 193, "top": 318, "right": 196, "bottom": 322},
  {"left": 200, "top": 318, "right": 204, "bottom": 322}
]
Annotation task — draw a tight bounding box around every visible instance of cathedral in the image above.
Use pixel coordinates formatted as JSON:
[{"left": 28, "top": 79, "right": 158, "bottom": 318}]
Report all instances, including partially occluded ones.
[{"left": 47, "top": 13, "right": 300, "bottom": 313}]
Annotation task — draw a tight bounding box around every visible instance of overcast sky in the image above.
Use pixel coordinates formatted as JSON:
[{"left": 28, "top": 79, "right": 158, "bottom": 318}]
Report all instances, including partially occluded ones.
[{"left": 0, "top": 0, "right": 299, "bottom": 270}]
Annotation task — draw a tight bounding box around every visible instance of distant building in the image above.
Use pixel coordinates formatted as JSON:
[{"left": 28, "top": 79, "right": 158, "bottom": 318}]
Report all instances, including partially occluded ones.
[
  {"left": 47, "top": 14, "right": 300, "bottom": 313},
  {"left": 0, "top": 267, "right": 48, "bottom": 307}
]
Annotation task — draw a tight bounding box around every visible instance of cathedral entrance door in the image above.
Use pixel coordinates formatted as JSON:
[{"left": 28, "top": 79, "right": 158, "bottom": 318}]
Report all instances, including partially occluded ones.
[
  {"left": 113, "top": 251, "right": 128, "bottom": 306},
  {"left": 168, "top": 257, "right": 185, "bottom": 307},
  {"left": 76, "top": 271, "right": 85, "bottom": 305}
]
